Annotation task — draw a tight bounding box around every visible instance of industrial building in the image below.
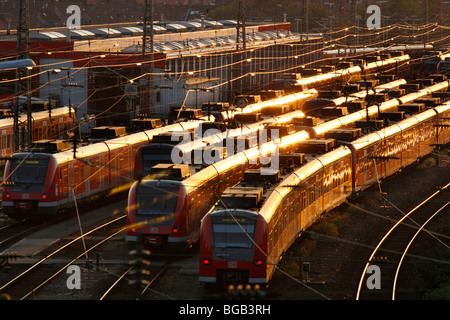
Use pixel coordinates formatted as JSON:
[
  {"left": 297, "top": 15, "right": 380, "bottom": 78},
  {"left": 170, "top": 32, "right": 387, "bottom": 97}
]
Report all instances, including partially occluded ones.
[{"left": 0, "top": 21, "right": 323, "bottom": 125}]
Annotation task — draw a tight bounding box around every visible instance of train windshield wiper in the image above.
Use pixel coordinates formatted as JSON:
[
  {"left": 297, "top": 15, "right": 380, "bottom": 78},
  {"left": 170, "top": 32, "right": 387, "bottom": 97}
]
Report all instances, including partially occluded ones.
[{"left": 220, "top": 245, "right": 249, "bottom": 250}]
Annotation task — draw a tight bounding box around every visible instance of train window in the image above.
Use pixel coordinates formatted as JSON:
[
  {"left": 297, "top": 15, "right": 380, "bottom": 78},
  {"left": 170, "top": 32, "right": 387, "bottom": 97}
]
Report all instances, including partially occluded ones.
[
  {"left": 62, "top": 168, "right": 69, "bottom": 194},
  {"left": 211, "top": 214, "right": 257, "bottom": 261},
  {"left": 90, "top": 160, "right": 101, "bottom": 190},
  {"left": 1, "top": 131, "right": 5, "bottom": 152},
  {"left": 142, "top": 152, "right": 173, "bottom": 173},
  {"left": 135, "top": 186, "right": 179, "bottom": 224},
  {"left": 10, "top": 157, "right": 49, "bottom": 191},
  {"left": 73, "top": 165, "right": 79, "bottom": 186}
]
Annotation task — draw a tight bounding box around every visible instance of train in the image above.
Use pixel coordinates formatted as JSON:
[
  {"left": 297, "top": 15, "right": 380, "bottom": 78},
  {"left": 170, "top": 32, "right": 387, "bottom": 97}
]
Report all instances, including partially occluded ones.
[
  {"left": 1, "top": 119, "right": 208, "bottom": 220},
  {"left": 125, "top": 128, "right": 309, "bottom": 249},
  {"left": 0, "top": 52, "right": 419, "bottom": 222},
  {"left": 228, "top": 53, "right": 411, "bottom": 117},
  {"left": 198, "top": 100, "right": 450, "bottom": 285},
  {"left": 290, "top": 53, "right": 411, "bottom": 91},
  {"left": 0, "top": 106, "right": 75, "bottom": 159},
  {"left": 134, "top": 76, "right": 449, "bottom": 177},
  {"left": 131, "top": 78, "right": 407, "bottom": 178},
  {"left": 125, "top": 75, "right": 450, "bottom": 250},
  {"left": 132, "top": 89, "right": 316, "bottom": 179}
]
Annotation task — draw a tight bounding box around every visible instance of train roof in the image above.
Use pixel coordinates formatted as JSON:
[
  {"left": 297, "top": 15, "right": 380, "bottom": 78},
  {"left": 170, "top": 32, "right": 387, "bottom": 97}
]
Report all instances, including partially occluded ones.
[
  {"left": 0, "top": 106, "right": 73, "bottom": 128},
  {"left": 351, "top": 102, "right": 447, "bottom": 152},
  {"left": 49, "top": 120, "right": 206, "bottom": 165},
  {"left": 260, "top": 146, "right": 352, "bottom": 223}
]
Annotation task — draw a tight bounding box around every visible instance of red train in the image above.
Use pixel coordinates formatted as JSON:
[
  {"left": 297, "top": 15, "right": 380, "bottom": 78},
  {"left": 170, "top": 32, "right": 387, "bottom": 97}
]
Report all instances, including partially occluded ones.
[
  {"left": 198, "top": 101, "right": 450, "bottom": 285},
  {"left": 1, "top": 120, "right": 207, "bottom": 220},
  {"left": 125, "top": 140, "right": 279, "bottom": 250},
  {"left": 126, "top": 76, "right": 450, "bottom": 251},
  {"left": 0, "top": 106, "right": 75, "bottom": 158}
]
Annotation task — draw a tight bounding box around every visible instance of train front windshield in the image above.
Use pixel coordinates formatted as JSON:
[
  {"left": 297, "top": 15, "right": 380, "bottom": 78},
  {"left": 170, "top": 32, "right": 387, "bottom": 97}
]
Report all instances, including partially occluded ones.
[
  {"left": 135, "top": 185, "right": 179, "bottom": 226},
  {"left": 141, "top": 145, "right": 175, "bottom": 174},
  {"left": 211, "top": 214, "right": 257, "bottom": 261},
  {"left": 10, "top": 157, "right": 49, "bottom": 192},
  {"left": 142, "top": 153, "right": 172, "bottom": 173}
]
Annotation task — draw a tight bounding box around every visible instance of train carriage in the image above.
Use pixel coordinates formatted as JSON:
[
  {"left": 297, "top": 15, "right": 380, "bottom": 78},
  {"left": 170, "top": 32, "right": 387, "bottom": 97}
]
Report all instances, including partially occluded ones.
[
  {"left": 2, "top": 120, "right": 208, "bottom": 220},
  {"left": 0, "top": 106, "right": 75, "bottom": 158},
  {"left": 351, "top": 105, "right": 448, "bottom": 191},
  {"left": 199, "top": 101, "right": 450, "bottom": 286},
  {"left": 125, "top": 148, "right": 256, "bottom": 249},
  {"left": 129, "top": 78, "right": 450, "bottom": 252},
  {"left": 199, "top": 146, "right": 353, "bottom": 284}
]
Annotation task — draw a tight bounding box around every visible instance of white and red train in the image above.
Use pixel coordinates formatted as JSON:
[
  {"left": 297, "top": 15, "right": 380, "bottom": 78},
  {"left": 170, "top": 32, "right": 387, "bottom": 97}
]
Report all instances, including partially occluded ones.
[
  {"left": 125, "top": 77, "right": 450, "bottom": 250},
  {"left": 198, "top": 100, "right": 450, "bottom": 285},
  {"left": 0, "top": 53, "right": 428, "bottom": 223},
  {"left": 131, "top": 78, "right": 411, "bottom": 179},
  {"left": 1, "top": 119, "right": 207, "bottom": 220},
  {"left": 0, "top": 106, "right": 75, "bottom": 158}
]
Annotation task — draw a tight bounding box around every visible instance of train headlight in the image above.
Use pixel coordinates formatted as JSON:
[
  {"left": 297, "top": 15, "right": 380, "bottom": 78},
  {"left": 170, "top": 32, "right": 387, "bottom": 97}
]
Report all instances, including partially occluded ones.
[
  {"left": 41, "top": 193, "right": 48, "bottom": 200},
  {"left": 253, "top": 259, "right": 264, "bottom": 266},
  {"left": 4, "top": 193, "right": 10, "bottom": 199},
  {"left": 202, "top": 259, "right": 212, "bottom": 265},
  {"left": 172, "top": 226, "right": 180, "bottom": 234}
]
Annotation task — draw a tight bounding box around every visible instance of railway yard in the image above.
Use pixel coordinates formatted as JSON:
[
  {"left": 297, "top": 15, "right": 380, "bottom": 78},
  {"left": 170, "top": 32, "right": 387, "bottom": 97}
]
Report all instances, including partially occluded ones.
[
  {"left": 1, "top": 13, "right": 450, "bottom": 305},
  {"left": 0, "top": 149, "right": 448, "bottom": 301}
]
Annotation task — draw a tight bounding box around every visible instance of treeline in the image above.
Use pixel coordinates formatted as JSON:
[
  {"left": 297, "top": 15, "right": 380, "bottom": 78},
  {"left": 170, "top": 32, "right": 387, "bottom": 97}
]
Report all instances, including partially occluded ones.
[{"left": 208, "top": 0, "right": 449, "bottom": 26}]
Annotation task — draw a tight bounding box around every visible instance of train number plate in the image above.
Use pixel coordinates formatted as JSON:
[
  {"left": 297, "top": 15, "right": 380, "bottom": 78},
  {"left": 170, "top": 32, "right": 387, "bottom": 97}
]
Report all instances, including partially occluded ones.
[
  {"left": 228, "top": 261, "right": 238, "bottom": 269},
  {"left": 150, "top": 227, "right": 159, "bottom": 233},
  {"left": 15, "top": 201, "right": 32, "bottom": 210}
]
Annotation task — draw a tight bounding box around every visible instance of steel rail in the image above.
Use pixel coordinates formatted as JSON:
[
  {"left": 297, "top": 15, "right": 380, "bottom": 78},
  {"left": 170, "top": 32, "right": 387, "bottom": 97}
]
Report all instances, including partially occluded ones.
[
  {"left": 0, "top": 214, "right": 126, "bottom": 293},
  {"left": 392, "top": 198, "right": 450, "bottom": 299},
  {"left": 355, "top": 181, "right": 450, "bottom": 300},
  {"left": 99, "top": 266, "right": 134, "bottom": 300},
  {"left": 21, "top": 222, "right": 126, "bottom": 300}
]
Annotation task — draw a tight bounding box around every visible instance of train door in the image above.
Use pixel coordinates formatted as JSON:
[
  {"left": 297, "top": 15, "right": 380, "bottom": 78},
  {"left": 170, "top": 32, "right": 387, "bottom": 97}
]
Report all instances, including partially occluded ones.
[
  {"left": 59, "top": 118, "right": 64, "bottom": 139},
  {"left": 109, "top": 151, "right": 117, "bottom": 187},
  {"left": 60, "top": 165, "right": 69, "bottom": 203},
  {"left": 424, "top": 120, "right": 436, "bottom": 156},
  {"left": 306, "top": 176, "right": 318, "bottom": 228},
  {"left": 68, "top": 161, "right": 74, "bottom": 203},
  {"left": 286, "top": 193, "right": 295, "bottom": 245},
  {"left": 117, "top": 152, "right": 127, "bottom": 184},
  {"left": 88, "top": 156, "right": 101, "bottom": 194},
  {"left": 6, "top": 130, "right": 12, "bottom": 158},
  {"left": 1, "top": 130, "right": 6, "bottom": 157},
  {"left": 299, "top": 187, "right": 306, "bottom": 232},
  {"left": 192, "top": 187, "right": 204, "bottom": 238},
  {"left": 280, "top": 199, "right": 287, "bottom": 249},
  {"left": 322, "top": 165, "right": 331, "bottom": 211},
  {"left": 43, "top": 121, "right": 48, "bottom": 139}
]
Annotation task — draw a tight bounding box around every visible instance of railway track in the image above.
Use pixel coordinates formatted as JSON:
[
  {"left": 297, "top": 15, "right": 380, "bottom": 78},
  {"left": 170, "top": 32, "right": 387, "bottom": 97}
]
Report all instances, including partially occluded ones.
[
  {"left": 0, "top": 215, "right": 75, "bottom": 250},
  {"left": 0, "top": 52, "right": 447, "bottom": 300},
  {"left": 0, "top": 214, "right": 126, "bottom": 299},
  {"left": 99, "top": 259, "right": 174, "bottom": 300},
  {"left": 356, "top": 180, "right": 450, "bottom": 300}
]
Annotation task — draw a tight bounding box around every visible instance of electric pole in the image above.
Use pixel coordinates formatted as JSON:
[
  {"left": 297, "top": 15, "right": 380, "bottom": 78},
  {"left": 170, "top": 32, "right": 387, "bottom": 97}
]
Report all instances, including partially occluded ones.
[
  {"left": 141, "top": 0, "right": 155, "bottom": 117},
  {"left": 15, "top": 0, "right": 32, "bottom": 151},
  {"left": 236, "top": 0, "right": 246, "bottom": 51}
]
